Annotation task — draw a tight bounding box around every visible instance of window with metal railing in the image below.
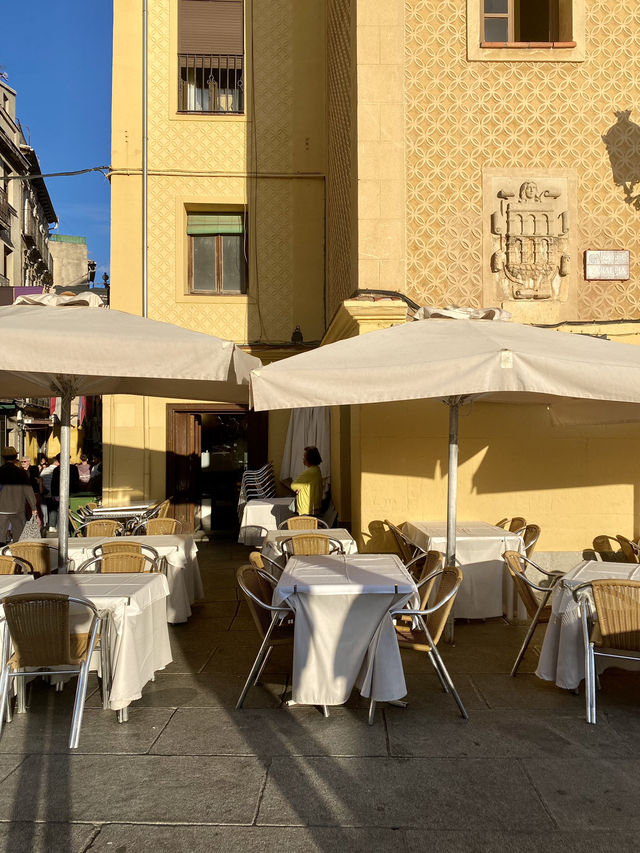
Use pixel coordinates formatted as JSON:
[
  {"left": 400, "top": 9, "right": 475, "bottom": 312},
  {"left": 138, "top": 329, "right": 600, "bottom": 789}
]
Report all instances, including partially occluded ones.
[{"left": 178, "top": 54, "right": 244, "bottom": 114}]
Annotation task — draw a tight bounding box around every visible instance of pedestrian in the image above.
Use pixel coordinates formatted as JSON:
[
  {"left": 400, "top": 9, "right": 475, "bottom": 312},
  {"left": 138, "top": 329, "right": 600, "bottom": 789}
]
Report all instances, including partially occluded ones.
[
  {"left": 76, "top": 454, "right": 91, "bottom": 488},
  {"left": 0, "top": 447, "right": 38, "bottom": 543}
]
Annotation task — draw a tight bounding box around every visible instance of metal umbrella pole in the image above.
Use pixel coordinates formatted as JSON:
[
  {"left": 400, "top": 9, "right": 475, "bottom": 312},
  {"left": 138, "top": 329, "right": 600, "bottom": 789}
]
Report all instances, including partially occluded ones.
[
  {"left": 57, "top": 386, "right": 74, "bottom": 572},
  {"left": 445, "top": 398, "right": 460, "bottom": 568}
]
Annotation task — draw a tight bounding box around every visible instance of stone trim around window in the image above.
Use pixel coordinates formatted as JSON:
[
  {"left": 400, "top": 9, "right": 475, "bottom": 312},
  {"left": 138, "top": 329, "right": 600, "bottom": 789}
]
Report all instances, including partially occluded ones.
[{"left": 467, "top": 0, "right": 585, "bottom": 62}]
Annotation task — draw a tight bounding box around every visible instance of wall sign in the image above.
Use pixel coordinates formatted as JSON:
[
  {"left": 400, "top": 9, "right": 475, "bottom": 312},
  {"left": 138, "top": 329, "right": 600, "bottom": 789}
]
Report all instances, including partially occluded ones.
[{"left": 584, "top": 250, "right": 630, "bottom": 281}]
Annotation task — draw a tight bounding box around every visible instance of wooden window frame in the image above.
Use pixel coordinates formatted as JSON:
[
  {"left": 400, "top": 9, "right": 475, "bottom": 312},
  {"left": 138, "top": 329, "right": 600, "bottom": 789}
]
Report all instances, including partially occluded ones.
[
  {"left": 475, "top": 0, "right": 579, "bottom": 54},
  {"left": 187, "top": 218, "right": 248, "bottom": 296}
]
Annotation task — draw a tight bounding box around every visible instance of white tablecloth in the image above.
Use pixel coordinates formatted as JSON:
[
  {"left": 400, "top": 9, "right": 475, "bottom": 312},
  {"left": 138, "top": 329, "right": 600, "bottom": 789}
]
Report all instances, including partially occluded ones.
[
  {"left": 537, "top": 560, "right": 640, "bottom": 690},
  {"left": 262, "top": 528, "right": 358, "bottom": 568},
  {"left": 64, "top": 534, "right": 203, "bottom": 624},
  {"left": 0, "top": 575, "right": 35, "bottom": 598},
  {"left": 403, "top": 520, "right": 524, "bottom": 619},
  {"left": 238, "top": 498, "right": 295, "bottom": 546},
  {"left": 16, "top": 573, "right": 172, "bottom": 710},
  {"left": 273, "top": 553, "right": 418, "bottom": 706}
]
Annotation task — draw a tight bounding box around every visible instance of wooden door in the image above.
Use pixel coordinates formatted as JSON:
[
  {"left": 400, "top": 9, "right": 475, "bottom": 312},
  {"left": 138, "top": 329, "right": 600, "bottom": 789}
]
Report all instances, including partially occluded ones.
[{"left": 169, "top": 411, "right": 202, "bottom": 532}]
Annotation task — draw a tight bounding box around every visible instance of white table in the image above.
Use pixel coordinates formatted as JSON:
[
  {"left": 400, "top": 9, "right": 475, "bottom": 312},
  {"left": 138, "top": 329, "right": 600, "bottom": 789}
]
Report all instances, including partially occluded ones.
[
  {"left": 63, "top": 534, "right": 203, "bottom": 624},
  {"left": 261, "top": 528, "right": 358, "bottom": 569},
  {"left": 0, "top": 575, "right": 35, "bottom": 598},
  {"left": 238, "top": 498, "right": 295, "bottom": 547},
  {"left": 403, "top": 520, "right": 524, "bottom": 619},
  {"left": 273, "top": 553, "right": 417, "bottom": 706},
  {"left": 15, "top": 573, "right": 172, "bottom": 712},
  {"left": 537, "top": 560, "right": 640, "bottom": 690}
]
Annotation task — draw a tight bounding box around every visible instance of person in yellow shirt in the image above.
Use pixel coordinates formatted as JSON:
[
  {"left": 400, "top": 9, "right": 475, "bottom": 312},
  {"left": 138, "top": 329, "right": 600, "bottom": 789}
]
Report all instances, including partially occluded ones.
[{"left": 290, "top": 446, "right": 323, "bottom": 516}]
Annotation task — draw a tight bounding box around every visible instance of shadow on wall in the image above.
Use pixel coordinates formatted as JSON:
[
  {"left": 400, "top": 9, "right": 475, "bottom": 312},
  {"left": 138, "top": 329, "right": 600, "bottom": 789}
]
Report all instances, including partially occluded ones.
[{"left": 602, "top": 109, "right": 640, "bottom": 210}]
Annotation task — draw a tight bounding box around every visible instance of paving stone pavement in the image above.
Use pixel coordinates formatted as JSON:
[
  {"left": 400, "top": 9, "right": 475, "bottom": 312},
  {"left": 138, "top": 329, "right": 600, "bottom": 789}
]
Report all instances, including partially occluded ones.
[{"left": 0, "top": 541, "right": 637, "bottom": 852}]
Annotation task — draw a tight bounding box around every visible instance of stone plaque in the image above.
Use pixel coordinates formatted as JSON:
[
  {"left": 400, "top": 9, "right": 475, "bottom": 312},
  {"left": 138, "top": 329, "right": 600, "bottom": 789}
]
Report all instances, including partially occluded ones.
[{"left": 584, "top": 250, "right": 630, "bottom": 281}]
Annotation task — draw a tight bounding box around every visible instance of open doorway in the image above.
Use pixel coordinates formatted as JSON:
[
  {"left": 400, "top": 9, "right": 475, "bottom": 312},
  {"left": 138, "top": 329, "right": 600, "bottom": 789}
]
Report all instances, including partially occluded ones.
[{"left": 167, "top": 404, "right": 268, "bottom": 537}]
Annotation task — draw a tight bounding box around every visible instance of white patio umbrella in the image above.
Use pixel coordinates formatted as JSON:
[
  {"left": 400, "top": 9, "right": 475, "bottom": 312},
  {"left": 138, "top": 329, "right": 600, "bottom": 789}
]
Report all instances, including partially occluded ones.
[
  {"left": 1, "top": 294, "right": 261, "bottom": 568},
  {"left": 250, "top": 315, "right": 640, "bottom": 564}
]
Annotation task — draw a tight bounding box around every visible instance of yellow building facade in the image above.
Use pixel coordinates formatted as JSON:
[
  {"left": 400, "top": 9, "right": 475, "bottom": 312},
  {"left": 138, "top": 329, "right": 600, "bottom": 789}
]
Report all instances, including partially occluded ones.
[{"left": 110, "top": 0, "right": 640, "bottom": 553}]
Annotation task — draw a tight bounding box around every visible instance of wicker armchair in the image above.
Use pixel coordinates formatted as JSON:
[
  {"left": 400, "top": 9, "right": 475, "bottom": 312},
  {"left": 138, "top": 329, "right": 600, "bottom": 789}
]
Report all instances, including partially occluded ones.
[
  {"left": 573, "top": 578, "right": 640, "bottom": 724},
  {"left": 74, "top": 519, "right": 124, "bottom": 538},
  {"left": 592, "top": 535, "right": 634, "bottom": 562},
  {"left": 278, "top": 515, "right": 328, "bottom": 530},
  {"left": 503, "top": 550, "right": 564, "bottom": 676},
  {"left": 1, "top": 543, "right": 58, "bottom": 576},
  {"left": 0, "top": 555, "right": 32, "bottom": 575},
  {"left": 91, "top": 540, "right": 161, "bottom": 572},
  {"left": 369, "top": 565, "right": 467, "bottom": 724},
  {"left": 76, "top": 552, "right": 151, "bottom": 574},
  {"left": 249, "top": 550, "right": 282, "bottom": 577},
  {"left": 235, "top": 565, "right": 294, "bottom": 710},
  {"left": 0, "top": 593, "right": 101, "bottom": 748},
  {"left": 384, "top": 519, "right": 426, "bottom": 565},
  {"left": 512, "top": 524, "right": 541, "bottom": 559},
  {"left": 144, "top": 518, "right": 181, "bottom": 535}
]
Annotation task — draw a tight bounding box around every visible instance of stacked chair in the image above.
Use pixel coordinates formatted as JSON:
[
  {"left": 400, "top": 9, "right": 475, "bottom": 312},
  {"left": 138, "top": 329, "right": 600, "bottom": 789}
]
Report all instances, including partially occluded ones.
[{"left": 238, "top": 463, "right": 277, "bottom": 518}]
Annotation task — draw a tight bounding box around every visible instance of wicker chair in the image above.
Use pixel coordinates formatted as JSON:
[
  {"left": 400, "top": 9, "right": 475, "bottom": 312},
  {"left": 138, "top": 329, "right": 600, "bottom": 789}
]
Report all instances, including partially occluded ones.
[
  {"left": 1, "top": 543, "right": 58, "bottom": 576},
  {"left": 512, "top": 524, "right": 541, "bottom": 559},
  {"left": 144, "top": 518, "right": 181, "bottom": 535},
  {"left": 503, "top": 550, "right": 564, "bottom": 676},
  {"left": 0, "top": 593, "right": 101, "bottom": 748},
  {"left": 76, "top": 552, "right": 151, "bottom": 574},
  {"left": 91, "top": 540, "right": 161, "bottom": 571},
  {"left": 615, "top": 535, "right": 639, "bottom": 563},
  {"left": 495, "top": 518, "right": 509, "bottom": 529},
  {"left": 249, "top": 550, "right": 282, "bottom": 577},
  {"left": 74, "top": 519, "right": 124, "bottom": 538},
  {"left": 592, "top": 535, "right": 628, "bottom": 562},
  {"left": 573, "top": 578, "right": 640, "bottom": 724},
  {"left": 383, "top": 519, "right": 425, "bottom": 565},
  {"left": 235, "top": 564, "right": 294, "bottom": 710},
  {"left": 0, "top": 555, "right": 32, "bottom": 576},
  {"left": 369, "top": 565, "right": 467, "bottom": 724},
  {"left": 278, "top": 515, "right": 329, "bottom": 530},
  {"left": 280, "top": 533, "right": 344, "bottom": 558}
]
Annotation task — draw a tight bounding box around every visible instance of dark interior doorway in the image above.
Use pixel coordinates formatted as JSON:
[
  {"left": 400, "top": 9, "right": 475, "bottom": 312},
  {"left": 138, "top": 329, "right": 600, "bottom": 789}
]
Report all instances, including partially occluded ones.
[{"left": 167, "top": 404, "right": 268, "bottom": 537}]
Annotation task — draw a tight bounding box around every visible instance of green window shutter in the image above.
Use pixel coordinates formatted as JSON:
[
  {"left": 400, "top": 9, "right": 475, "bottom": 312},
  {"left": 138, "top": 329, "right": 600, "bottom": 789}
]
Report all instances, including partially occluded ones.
[{"left": 187, "top": 213, "right": 244, "bottom": 235}]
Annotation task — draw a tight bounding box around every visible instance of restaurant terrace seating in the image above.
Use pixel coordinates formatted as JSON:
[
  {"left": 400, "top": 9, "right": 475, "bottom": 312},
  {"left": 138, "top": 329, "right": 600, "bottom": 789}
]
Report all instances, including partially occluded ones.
[
  {"left": 143, "top": 518, "right": 182, "bottom": 535},
  {"left": 496, "top": 516, "right": 527, "bottom": 532},
  {"left": 74, "top": 519, "right": 124, "bottom": 538},
  {"left": 573, "top": 578, "right": 640, "bottom": 724},
  {"left": 280, "top": 533, "right": 344, "bottom": 558},
  {"left": 592, "top": 535, "right": 630, "bottom": 562},
  {"left": 0, "top": 593, "right": 101, "bottom": 748},
  {"left": 502, "top": 551, "right": 564, "bottom": 676},
  {"left": 0, "top": 555, "right": 31, "bottom": 575},
  {"left": 76, "top": 552, "right": 153, "bottom": 574},
  {"left": 1, "top": 542, "right": 57, "bottom": 575},
  {"left": 278, "top": 515, "right": 328, "bottom": 530}
]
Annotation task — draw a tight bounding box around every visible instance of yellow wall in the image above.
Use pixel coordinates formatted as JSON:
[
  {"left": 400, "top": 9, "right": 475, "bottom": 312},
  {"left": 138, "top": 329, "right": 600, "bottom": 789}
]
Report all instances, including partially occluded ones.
[{"left": 109, "top": 0, "right": 328, "bottom": 503}]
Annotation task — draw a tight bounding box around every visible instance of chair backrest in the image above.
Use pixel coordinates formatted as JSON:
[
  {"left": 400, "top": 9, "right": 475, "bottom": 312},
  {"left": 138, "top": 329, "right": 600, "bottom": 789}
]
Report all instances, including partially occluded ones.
[
  {"left": 249, "top": 551, "right": 265, "bottom": 569},
  {"left": 3, "top": 542, "right": 54, "bottom": 575},
  {"left": 281, "top": 533, "right": 343, "bottom": 557},
  {"left": 2, "top": 593, "right": 99, "bottom": 667},
  {"left": 384, "top": 519, "right": 418, "bottom": 563},
  {"left": 145, "top": 517, "right": 180, "bottom": 535},
  {"left": 236, "top": 564, "right": 278, "bottom": 637},
  {"left": 416, "top": 550, "right": 445, "bottom": 609},
  {"left": 495, "top": 518, "right": 509, "bottom": 529},
  {"left": 0, "top": 555, "right": 22, "bottom": 575},
  {"left": 502, "top": 550, "right": 546, "bottom": 619},
  {"left": 509, "top": 516, "right": 527, "bottom": 532},
  {"left": 426, "top": 566, "right": 463, "bottom": 645},
  {"left": 615, "top": 535, "right": 638, "bottom": 564},
  {"left": 592, "top": 535, "right": 623, "bottom": 562},
  {"left": 100, "top": 552, "right": 148, "bottom": 573},
  {"left": 591, "top": 579, "right": 640, "bottom": 651},
  {"left": 100, "top": 541, "right": 143, "bottom": 556},
  {"left": 84, "top": 519, "right": 121, "bottom": 538},
  {"left": 522, "top": 524, "right": 541, "bottom": 558},
  {"left": 280, "top": 515, "right": 319, "bottom": 530}
]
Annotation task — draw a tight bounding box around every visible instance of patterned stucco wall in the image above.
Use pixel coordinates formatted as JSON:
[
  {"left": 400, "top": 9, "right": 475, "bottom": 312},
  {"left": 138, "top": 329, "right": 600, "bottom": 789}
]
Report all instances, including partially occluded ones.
[
  {"left": 326, "top": 0, "right": 356, "bottom": 319},
  {"left": 145, "top": 0, "right": 324, "bottom": 343},
  {"left": 404, "top": 0, "right": 640, "bottom": 319}
]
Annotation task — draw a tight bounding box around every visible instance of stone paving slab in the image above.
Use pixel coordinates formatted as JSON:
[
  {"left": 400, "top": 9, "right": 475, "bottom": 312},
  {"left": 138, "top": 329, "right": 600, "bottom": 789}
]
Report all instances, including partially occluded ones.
[
  {"left": 90, "top": 823, "right": 408, "bottom": 851},
  {"left": 0, "top": 822, "right": 99, "bottom": 853},
  {"left": 0, "top": 755, "right": 266, "bottom": 824},
  {"left": 404, "top": 829, "right": 640, "bottom": 852},
  {"left": 523, "top": 757, "right": 640, "bottom": 830},
  {"left": 257, "top": 756, "right": 554, "bottom": 829},
  {"left": 471, "top": 673, "right": 582, "bottom": 710},
  {"left": 150, "top": 707, "right": 387, "bottom": 757},
  {"left": 386, "top": 707, "right": 626, "bottom": 759}
]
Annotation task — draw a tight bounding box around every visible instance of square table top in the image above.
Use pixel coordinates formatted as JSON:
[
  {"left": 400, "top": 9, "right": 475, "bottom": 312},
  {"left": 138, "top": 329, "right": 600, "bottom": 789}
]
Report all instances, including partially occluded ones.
[{"left": 275, "top": 552, "right": 415, "bottom": 599}]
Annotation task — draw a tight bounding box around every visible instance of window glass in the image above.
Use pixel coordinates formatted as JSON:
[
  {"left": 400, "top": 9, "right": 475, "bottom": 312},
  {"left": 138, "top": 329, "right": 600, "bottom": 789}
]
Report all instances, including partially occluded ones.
[
  {"left": 484, "top": 18, "right": 509, "bottom": 41},
  {"left": 192, "top": 235, "right": 217, "bottom": 291},
  {"left": 221, "top": 234, "right": 245, "bottom": 293},
  {"left": 484, "top": 0, "right": 508, "bottom": 12}
]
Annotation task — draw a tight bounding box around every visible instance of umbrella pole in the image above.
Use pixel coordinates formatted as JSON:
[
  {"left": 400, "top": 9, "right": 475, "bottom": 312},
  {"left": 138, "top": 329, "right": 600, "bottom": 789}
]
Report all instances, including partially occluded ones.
[
  {"left": 446, "top": 400, "right": 459, "bottom": 567},
  {"left": 58, "top": 390, "right": 72, "bottom": 572}
]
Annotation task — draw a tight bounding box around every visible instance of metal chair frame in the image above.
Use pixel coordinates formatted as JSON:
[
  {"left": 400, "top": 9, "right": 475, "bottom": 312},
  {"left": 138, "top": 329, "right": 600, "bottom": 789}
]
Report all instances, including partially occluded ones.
[
  {"left": 235, "top": 566, "right": 295, "bottom": 711},
  {"left": 384, "top": 519, "right": 426, "bottom": 565},
  {"left": 0, "top": 594, "right": 102, "bottom": 749},
  {"left": 503, "top": 551, "right": 564, "bottom": 676},
  {"left": 573, "top": 580, "right": 640, "bottom": 724},
  {"left": 368, "top": 567, "right": 468, "bottom": 725}
]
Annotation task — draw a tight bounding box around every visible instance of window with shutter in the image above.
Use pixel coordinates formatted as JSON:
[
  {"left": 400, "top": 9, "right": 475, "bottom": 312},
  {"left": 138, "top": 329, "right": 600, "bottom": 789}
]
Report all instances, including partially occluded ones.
[
  {"left": 187, "top": 212, "right": 248, "bottom": 294},
  {"left": 178, "top": 0, "right": 244, "bottom": 114}
]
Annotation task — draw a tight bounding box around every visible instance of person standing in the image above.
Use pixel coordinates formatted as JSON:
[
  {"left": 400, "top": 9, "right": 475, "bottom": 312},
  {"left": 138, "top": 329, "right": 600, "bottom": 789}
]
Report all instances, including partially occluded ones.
[
  {"left": 0, "top": 447, "right": 38, "bottom": 543},
  {"left": 290, "top": 446, "right": 324, "bottom": 516},
  {"left": 76, "top": 454, "right": 91, "bottom": 488}
]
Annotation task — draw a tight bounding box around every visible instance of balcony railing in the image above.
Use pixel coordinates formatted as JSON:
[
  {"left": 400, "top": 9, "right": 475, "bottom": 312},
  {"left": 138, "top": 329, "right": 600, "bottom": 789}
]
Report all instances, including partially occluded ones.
[
  {"left": 178, "top": 54, "right": 244, "bottom": 114},
  {"left": 0, "top": 187, "right": 9, "bottom": 230}
]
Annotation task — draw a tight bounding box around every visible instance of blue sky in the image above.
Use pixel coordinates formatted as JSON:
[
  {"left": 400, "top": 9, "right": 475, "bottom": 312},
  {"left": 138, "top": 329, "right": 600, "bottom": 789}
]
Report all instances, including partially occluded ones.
[{"left": 2, "top": 1, "right": 113, "bottom": 277}]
